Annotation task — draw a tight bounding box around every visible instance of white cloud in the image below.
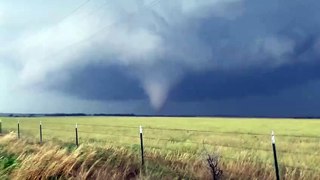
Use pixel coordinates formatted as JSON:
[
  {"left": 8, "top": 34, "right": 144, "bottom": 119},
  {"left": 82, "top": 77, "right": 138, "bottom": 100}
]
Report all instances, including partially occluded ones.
[
  {"left": 1, "top": 0, "right": 318, "bottom": 112},
  {"left": 0, "top": 62, "right": 148, "bottom": 114},
  {"left": 0, "top": 11, "right": 3, "bottom": 26},
  {"left": 181, "top": 0, "right": 243, "bottom": 19},
  {"left": 2, "top": 0, "right": 244, "bottom": 110},
  {"left": 252, "top": 36, "right": 295, "bottom": 67},
  {"left": 262, "top": 37, "right": 294, "bottom": 59}
]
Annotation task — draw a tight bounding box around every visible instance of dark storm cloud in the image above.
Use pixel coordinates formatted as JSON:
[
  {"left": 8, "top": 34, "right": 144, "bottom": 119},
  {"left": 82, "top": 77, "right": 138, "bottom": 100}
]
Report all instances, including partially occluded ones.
[
  {"left": 2, "top": 0, "right": 320, "bottom": 115},
  {"left": 58, "top": 64, "right": 145, "bottom": 101},
  {"left": 162, "top": 79, "right": 320, "bottom": 117},
  {"left": 53, "top": 0, "right": 320, "bottom": 105},
  {"left": 59, "top": 59, "right": 320, "bottom": 104},
  {"left": 170, "top": 61, "right": 320, "bottom": 101}
]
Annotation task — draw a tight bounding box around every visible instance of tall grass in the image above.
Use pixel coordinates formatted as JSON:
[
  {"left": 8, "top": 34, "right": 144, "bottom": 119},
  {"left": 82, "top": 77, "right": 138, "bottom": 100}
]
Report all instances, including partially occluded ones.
[
  {"left": 0, "top": 132, "right": 319, "bottom": 179},
  {"left": 0, "top": 133, "right": 141, "bottom": 179},
  {"left": 0, "top": 117, "right": 320, "bottom": 179}
]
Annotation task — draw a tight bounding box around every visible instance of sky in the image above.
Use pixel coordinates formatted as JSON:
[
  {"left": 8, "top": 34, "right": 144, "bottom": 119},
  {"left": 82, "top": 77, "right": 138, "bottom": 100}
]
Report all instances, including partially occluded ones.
[{"left": 1, "top": 0, "right": 320, "bottom": 116}]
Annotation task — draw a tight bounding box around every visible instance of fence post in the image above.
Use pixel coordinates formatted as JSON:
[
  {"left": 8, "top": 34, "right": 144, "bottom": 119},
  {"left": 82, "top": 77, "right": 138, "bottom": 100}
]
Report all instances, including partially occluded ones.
[
  {"left": 75, "top": 123, "right": 79, "bottom": 147},
  {"left": 17, "top": 120, "right": 20, "bottom": 139},
  {"left": 39, "top": 121, "right": 43, "bottom": 144},
  {"left": 0, "top": 119, "right": 2, "bottom": 134},
  {"left": 139, "top": 125, "right": 144, "bottom": 166},
  {"left": 272, "top": 131, "right": 280, "bottom": 180}
]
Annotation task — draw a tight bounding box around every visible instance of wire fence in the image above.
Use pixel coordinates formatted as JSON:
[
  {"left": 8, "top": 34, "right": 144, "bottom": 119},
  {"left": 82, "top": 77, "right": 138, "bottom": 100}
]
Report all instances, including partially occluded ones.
[
  {"left": 11, "top": 122, "right": 320, "bottom": 155},
  {"left": 3, "top": 123, "right": 320, "bottom": 154},
  {"left": 19, "top": 121, "right": 320, "bottom": 139},
  {"left": 3, "top": 123, "right": 320, "bottom": 152},
  {"left": 0, "top": 120, "right": 319, "bottom": 175}
]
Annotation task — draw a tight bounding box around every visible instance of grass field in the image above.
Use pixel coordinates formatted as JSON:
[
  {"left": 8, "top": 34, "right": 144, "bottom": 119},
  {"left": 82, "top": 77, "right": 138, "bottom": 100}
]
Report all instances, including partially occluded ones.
[{"left": 0, "top": 116, "right": 320, "bottom": 179}]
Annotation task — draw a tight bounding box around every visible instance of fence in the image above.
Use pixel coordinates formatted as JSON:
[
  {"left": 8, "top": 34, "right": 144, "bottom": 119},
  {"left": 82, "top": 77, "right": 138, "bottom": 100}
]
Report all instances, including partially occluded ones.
[{"left": 0, "top": 119, "right": 319, "bottom": 179}]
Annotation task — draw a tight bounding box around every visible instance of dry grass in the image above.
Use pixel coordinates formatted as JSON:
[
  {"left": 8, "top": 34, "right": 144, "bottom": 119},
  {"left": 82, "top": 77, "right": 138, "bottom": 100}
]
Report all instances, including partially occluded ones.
[
  {"left": 0, "top": 133, "right": 141, "bottom": 180},
  {"left": 1, "top": 116, "right": 320, "bottom": 179},
  {"left": 0, "top": 133, "right": 319, "bottom": 180}
]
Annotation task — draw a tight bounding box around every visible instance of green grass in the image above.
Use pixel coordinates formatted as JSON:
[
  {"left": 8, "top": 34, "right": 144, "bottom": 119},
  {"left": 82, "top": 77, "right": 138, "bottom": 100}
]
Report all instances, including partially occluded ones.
[
  {"left": 0, "top": 147, "right": 19, "bottom": 180},
  {"left": 1, "top": 116, "right": 320, "bottom": 179}
]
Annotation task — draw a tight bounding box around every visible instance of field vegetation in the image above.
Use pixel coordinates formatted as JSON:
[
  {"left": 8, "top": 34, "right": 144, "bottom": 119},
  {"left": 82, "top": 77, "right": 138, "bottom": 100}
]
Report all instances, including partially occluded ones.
[{"left": 0, "top": 117, "right": 319, "bottom": 179}]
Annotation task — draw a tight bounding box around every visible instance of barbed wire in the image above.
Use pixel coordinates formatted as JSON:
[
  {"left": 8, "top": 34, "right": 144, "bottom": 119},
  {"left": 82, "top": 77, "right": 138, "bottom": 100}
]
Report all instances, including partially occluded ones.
[
  {"left": 78, "top": 130, "right": 138, "bottom": 139},
  {"left": 3, "top": 124, "right": 320, "bottom": 157},
  {"left": 42, "top": 128, "right": 74, "bottom": 133},
  {"left": 1, "top": 128, "right": 319, "bottom": 173},
  {"left": 13, "top": 121, "right": 320, "bottom": 139},
  {"left": 15, "top": 121, "right": 320, "bottom": 139},
  {"left": 143, "top": 146, "right": 320, "bottom": 173},
  {"left": 143, "top": 137, "right": 319, "bottom": 156},
  {"left": 8, "top": 126, "right": 318, "bottom": 157},
  {"left": 2, "top": 121, "right": 320, "bottom": 159}
]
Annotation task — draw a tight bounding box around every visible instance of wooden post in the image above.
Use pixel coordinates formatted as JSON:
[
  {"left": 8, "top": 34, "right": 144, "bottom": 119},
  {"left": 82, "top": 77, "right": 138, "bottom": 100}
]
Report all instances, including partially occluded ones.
[
  {"left": 39, "top": 121, "right": 43, "bottom": 144},
  {"left": 139, "top": 125, "right": 144, "bottom": 166},
  {"left": 75, "top": 123, "right": 79, "bottom": 147},
  {"left": 0, "top": 119, "right": 2, "bottom": 134},
  {"left": 17, "top": 120, "right": 20, "bottom": 139},
  {"left": 272, "top": 131, "right": 280, "bottom": 180}
]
